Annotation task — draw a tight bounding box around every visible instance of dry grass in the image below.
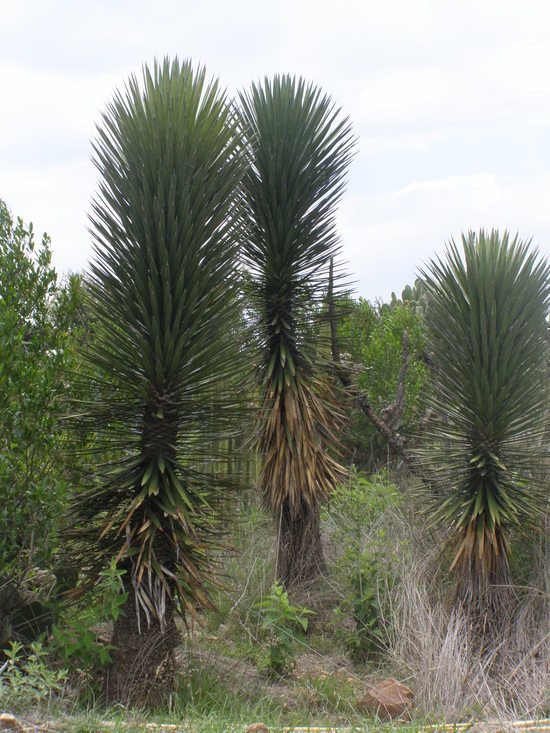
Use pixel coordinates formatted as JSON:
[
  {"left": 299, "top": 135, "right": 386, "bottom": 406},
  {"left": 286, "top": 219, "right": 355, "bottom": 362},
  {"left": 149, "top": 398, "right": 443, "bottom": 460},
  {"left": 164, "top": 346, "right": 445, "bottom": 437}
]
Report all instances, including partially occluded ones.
[{"left": 383, "top": 510, "right": 550, "bottom": 721}]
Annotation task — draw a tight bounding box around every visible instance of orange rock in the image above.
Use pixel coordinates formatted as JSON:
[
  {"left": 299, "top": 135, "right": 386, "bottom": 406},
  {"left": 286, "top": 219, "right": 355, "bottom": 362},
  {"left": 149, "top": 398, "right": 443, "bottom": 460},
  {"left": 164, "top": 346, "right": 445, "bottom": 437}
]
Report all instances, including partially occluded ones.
[
  {"left": 357, "top": 677, "right": 414, "bottom": 720},
  {"left": 246, "top": 724, "right": 268, "bottom": 733},
  {"left": 0, "top": 714, "right": 23, "bottom": 732}
]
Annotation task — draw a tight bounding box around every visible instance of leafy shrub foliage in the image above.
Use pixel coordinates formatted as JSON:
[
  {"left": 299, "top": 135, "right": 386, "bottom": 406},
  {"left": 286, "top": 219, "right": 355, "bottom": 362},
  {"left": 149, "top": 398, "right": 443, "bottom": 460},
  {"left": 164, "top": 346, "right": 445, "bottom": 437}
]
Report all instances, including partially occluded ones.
[
  {"left": 49, "top": 561, "right": 128, "bottom": 689},
  {"left": 340, "top": 296, "right": 430, "bottom": 470},
  {"left": 0, "top": 200, "right": 82, "bottom": 574},
  {"left": 0, "top": 640, "right": 67, "bottom": 712},
  {"left": 325, "top": 470, "right": 402, "bottom": 657}
]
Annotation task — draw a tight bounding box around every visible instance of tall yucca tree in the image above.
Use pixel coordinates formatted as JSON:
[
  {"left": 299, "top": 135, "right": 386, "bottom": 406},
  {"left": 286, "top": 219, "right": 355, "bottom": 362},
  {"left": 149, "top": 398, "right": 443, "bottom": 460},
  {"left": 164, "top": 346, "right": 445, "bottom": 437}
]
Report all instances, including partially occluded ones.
[
  {"left": 421, "top": 230, "right": 550, "bottom": 611},
  {"left": 70, "top": 59, "right": 246, "bottom": 703},
  {"left": 239, "top": 75, "right": 354, "bottom": 586}
]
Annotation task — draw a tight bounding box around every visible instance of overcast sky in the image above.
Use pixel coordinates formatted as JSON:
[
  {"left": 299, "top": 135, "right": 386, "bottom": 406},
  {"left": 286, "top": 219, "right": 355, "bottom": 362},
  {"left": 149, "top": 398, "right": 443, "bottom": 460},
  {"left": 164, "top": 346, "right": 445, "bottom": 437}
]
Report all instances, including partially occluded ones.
[{"left": 1, "top": 0, "right": 549, "bottom": 301}]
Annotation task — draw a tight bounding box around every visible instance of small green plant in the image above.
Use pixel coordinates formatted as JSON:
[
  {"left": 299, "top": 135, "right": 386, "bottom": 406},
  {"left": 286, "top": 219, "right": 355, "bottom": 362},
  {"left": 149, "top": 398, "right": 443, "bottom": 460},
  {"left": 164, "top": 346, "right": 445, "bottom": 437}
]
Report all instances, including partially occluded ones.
[
  {"left": 325, "top": 470, "right": 402, "bottom": 658},
  {"left": 49, "top": 560, "right": 127, "bottom": 682},
  {"left": 255, "top": 583, "right": 313, "bottom": 677},
  {"left": 0, "top": 639, "right": 67, "bottom": 711},
  {"left": 348, "top": 538, "right": 387, "bottom": 656}
]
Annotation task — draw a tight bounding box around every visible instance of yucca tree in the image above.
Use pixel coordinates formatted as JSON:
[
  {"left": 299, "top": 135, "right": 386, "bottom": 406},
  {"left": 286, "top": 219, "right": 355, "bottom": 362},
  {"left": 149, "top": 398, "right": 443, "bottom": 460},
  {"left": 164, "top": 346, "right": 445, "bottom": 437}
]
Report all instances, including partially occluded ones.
[
  {"left": 239, "top": 75, "right": 354, "bottom": 586},
  {"left": 421, "top": 230, "right": 550, "bottom": 611},
  {"left": 69, "top": 59, "right": 246, "bottom": 704}
]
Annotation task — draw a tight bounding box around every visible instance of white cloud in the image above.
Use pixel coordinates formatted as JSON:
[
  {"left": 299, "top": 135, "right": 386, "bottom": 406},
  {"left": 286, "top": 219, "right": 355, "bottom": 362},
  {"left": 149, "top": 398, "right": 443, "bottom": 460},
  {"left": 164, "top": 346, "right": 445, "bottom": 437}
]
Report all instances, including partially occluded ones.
[
  {"left": 340, "top": 172, "right": 550, "bottom": 301},
  {"left": 1, "top": 0, "right": 549, "bottom": 303},
  {"left": 0, "top": 158, "right": 97, "bottom": 274}
]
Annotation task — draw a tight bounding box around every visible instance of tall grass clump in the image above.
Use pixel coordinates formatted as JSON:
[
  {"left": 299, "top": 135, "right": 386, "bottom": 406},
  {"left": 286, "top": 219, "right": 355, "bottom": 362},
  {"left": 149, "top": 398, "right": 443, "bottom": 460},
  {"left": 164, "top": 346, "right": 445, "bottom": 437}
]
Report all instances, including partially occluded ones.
[{"left": 384, "top": 505, "right": 550, "bottom": 720}]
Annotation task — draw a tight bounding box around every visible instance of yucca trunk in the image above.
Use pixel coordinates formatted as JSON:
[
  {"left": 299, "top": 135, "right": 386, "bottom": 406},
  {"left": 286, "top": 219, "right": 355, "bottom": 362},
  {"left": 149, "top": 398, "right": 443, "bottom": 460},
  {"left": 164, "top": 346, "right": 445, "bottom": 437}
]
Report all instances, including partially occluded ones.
[
  {"left": 276, "top": 497, "right": 326, "bottom": 587},
  {"left": 104, "top": 575, "right": 179, "bottom": 707},
  {"left": 69, "top": 58, "right": 246, "bottom": 703}
]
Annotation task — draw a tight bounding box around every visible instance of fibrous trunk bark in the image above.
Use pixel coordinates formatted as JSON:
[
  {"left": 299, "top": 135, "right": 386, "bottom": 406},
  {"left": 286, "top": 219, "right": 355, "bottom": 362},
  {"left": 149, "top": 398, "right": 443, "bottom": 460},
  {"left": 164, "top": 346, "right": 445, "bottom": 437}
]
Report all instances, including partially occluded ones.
[
  {"left": 276, "top": 498, "right": 326, "bottom": 587},
  {"left": 104, "top": 590, "right": 180, "bottom": 707}
]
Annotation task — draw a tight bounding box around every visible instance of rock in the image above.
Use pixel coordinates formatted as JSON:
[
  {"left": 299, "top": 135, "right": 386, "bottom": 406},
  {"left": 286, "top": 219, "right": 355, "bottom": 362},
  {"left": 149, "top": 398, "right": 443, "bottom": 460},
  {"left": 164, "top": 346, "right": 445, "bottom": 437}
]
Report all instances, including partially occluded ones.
[
  {"left": 0, "top": 713, "right": 24, "bottom": 732},
  {"left": 0, "top": 573, "right": 54, "bottom": 646},
  {"left": 246, "top": 724, "right": 268, "bottom": 733},
  {"left": 357, "top": 677, "right": 413, "bottom": 720}
]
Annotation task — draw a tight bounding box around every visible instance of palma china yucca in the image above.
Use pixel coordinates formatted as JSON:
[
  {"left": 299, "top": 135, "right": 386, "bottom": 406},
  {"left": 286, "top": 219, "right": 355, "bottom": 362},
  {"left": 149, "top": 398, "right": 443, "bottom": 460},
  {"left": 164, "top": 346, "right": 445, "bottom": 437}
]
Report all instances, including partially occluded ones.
[
  {"left": 68, "top": 59, "right": 246, "bottom": 703},
  {"left": 421, "top": 230, "right": 550, "bottom": 613},
  {"left": 240, "top": 75, "right": 355, "bottom": 586}
]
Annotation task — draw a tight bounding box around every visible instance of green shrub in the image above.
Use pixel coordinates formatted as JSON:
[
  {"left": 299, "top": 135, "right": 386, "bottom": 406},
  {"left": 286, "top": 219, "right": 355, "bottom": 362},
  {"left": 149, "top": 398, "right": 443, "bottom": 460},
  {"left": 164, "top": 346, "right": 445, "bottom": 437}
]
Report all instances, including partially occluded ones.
[
  {"left": 0, "top": 640, "right": 67, "bottom": 712},
  {"left": 48, "top": 561, "right": 127, "bottom": 693},
  {"left": 255, "top": 583, "right": 313, "bottom": 677},
  {"left": 325, "top": 470, "right": 402, "bottom": 658},
  {"left": 339, "top": 295, "right": 430, "bottom": 471},
  {"left": 0, "top": 200, "right": 83, "bottom": 575}
]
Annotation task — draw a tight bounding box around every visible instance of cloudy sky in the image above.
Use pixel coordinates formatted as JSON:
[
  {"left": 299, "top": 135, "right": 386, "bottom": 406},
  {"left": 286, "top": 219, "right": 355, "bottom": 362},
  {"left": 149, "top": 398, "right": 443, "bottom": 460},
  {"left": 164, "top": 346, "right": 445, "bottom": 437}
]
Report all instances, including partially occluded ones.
[{"left": 1, "top": 0, "right": 549, "bottom": 301}]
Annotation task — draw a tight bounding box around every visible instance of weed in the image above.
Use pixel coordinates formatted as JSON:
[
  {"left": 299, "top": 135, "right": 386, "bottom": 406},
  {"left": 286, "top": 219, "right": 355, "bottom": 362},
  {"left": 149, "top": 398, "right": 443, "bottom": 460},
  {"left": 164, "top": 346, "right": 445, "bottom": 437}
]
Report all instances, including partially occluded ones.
[
  {"left": 255, "top": 582, "right": 314, "bottom": 677},
  {"left": 0, "top": 639, "right": 67, "bottom": 712}
]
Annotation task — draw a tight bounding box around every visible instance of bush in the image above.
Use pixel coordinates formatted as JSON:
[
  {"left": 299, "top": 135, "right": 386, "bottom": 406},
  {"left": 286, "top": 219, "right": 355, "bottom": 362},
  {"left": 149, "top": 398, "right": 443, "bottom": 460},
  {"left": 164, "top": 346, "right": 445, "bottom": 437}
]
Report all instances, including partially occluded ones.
[
  {"left": 0, "top": 200, "right": 82, "bottom": 576},
  {"left": 48, "top": 560, "right": 127, "bottom": 692},
  {"left": 0, "top": 640, "right": 67, "bottom": 712},
  {"left": 324, "top": 470, "right": 402, "bottom": 658}
]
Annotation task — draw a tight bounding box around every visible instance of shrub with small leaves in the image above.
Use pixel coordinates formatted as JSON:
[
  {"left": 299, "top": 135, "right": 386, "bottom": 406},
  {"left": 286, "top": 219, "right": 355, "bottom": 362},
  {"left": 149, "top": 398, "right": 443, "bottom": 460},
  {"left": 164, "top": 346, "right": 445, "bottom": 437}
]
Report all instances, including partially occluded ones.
[
  {"left": 339, "top": 296, "right": 430, "bottom": 472},
  {"left": 0, "top": 200, "right": 83, "bottom": 574}
]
